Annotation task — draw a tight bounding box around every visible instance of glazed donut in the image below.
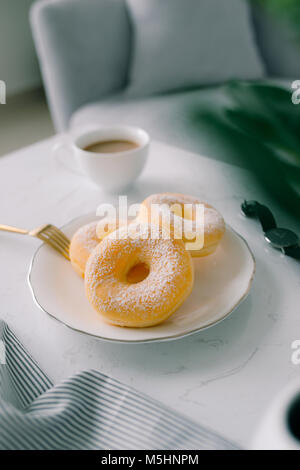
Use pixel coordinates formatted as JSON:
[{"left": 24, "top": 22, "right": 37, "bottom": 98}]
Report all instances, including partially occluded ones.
[
  {"left": 69, "top": 221, "right": 100, "bottom": 278},
  {"left": 137, "top": 193, "right": 225, "bottom": 257},
  {"left": 85, "top": 223, "right": 194, "bottom": 328}
]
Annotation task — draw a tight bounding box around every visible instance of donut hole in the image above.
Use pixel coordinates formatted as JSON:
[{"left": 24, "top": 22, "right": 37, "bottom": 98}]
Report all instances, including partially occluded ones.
[{"left": 126, "top": 262, "right": 150, "bottom": 284}]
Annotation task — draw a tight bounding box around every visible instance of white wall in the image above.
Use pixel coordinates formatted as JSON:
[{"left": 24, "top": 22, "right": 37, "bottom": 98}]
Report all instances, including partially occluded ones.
[{"left": 0, "top": 0, "right": 41, "bottom": 95}]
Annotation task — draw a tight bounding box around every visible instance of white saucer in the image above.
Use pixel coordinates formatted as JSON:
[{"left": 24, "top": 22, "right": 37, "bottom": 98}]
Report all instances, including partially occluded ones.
[{"left": 28, "top": 213, "right": 255, "bottom": 343}]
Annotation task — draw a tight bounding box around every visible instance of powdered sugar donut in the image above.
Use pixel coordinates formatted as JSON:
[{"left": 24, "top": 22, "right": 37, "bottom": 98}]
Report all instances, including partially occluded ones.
[
  {"left": 69, "top": 221, "right": 100, "bottom": 278},
  {"left": 70, "top": 217, "right": 134, "bottom": 278},
  {"left": 85, "top": 223, "right": 194, "bottom": 328},
  {"left": 137, "top": 193, "right": 225, "bottom": 257}
]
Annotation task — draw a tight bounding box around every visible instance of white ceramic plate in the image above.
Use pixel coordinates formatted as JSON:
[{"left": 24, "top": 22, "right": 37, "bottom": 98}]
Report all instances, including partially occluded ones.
[{"left": 28, "top": 213, "right": 255, "bottom": 343}]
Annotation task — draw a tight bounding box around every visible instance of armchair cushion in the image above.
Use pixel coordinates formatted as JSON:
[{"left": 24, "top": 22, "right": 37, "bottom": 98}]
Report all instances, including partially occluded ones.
[{"left": 125, "top": 0, "right": 264, "bottom": 97}]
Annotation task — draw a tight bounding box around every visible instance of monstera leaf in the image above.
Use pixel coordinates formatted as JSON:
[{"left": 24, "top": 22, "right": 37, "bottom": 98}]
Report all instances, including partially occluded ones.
[
  {"left": 186, "top": 81, "right": 300, "bottom": 217},
  {"left": 223, "top": 82, "right": 300, "bottom": 166},
  {"left": 224, "top": 81, "right": 300, "bottom": 184}
]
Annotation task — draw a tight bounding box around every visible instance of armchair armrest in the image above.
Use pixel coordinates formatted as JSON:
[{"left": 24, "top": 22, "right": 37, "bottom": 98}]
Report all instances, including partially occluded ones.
[{"left": 30, "top": 0, "right": 131, "bottom": 131}]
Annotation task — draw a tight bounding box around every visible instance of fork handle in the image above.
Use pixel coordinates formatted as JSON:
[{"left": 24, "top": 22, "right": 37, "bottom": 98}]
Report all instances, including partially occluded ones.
[{"left": 0, "top": 224, "right": 28, "bottom": 235}]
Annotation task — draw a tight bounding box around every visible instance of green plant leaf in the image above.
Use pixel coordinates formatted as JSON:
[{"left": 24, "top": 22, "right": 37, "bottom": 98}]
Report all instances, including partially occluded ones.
[
  {"left": 223, "top": 82, "right": 300, "bottom": 168},
  {"left": 185, "top": 81, "right": 300, "bottom": 218}
]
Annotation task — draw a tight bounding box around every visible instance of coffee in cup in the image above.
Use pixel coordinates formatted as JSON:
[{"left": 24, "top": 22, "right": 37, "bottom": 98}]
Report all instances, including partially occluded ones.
[{"left": 84, "top": 140, "right": 139, "bottom": 154}]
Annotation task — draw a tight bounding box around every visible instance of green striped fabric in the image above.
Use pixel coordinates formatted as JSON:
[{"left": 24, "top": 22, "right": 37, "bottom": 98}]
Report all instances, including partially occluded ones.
[{"left": 0, "top": 321, "right": 239, "bottom": 450}]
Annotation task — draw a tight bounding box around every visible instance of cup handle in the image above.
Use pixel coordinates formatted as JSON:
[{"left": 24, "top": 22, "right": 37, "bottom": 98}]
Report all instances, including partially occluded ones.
[{"left": 52, "top": 138, "right": 82, "bottom": 175}]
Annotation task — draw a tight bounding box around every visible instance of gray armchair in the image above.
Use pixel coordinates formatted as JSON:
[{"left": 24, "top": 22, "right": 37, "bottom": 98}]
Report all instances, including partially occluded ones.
[
  {"left": 31, "top": 0, "right": 300, "bottom": 165},
  {"left": 30, "top": 0, "right": 132, "bottom": 131}
]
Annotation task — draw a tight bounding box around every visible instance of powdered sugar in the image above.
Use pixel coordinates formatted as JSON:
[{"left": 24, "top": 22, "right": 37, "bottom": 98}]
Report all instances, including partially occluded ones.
[
  {"left": 85, "top": 223, "right": 194, "bottom": 325},
  {"left": 203, "top": 207, "right": 224, "bottom": 234},
  {"left": 72, "top": 220, "right": 99, "bottom": 251},
  {"left": 140, "top": 193, "right": 224, "bottom": 233}
]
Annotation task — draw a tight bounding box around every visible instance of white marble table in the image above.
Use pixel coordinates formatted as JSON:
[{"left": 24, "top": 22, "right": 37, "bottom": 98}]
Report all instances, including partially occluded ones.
[{"left": 0, "top": 137, "right": 299, "bottom": 448}]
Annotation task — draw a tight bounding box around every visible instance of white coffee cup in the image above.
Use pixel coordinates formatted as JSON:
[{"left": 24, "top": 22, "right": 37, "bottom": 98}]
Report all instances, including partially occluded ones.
[{"left": 53, "top": 126, "right": 150, "bottom": 192}]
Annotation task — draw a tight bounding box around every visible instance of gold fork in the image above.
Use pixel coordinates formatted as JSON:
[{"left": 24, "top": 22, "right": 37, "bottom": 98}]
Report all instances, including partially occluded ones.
[{"left": 0, "top": 223, "right": 70, "bottom": 260}]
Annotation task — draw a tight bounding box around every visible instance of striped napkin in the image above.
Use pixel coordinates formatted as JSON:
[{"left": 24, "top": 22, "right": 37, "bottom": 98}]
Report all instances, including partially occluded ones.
[{"left": 0, "top": 321, "right": 238, "bottom": 450}]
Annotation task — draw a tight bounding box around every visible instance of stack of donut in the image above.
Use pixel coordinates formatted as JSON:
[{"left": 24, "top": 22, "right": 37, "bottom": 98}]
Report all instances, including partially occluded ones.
[{"left": 69, "top": 193, "right": 225, "bottom": 328}]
